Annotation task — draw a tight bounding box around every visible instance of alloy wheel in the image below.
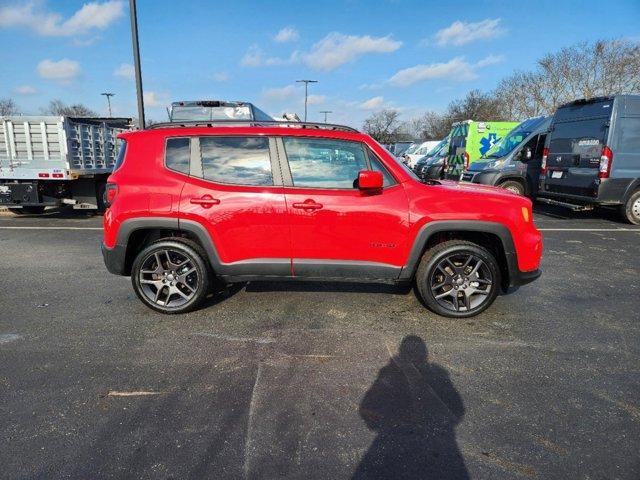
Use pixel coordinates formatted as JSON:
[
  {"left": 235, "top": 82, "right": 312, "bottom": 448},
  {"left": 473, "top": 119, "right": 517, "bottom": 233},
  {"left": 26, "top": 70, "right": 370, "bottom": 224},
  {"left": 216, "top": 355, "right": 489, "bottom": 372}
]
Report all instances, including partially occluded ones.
[
  {"left": 138, "top": 249, "right": 199, "bottom": 308},
  {"left": 430, "top": 252, "right": 493, "bottom": 313}
]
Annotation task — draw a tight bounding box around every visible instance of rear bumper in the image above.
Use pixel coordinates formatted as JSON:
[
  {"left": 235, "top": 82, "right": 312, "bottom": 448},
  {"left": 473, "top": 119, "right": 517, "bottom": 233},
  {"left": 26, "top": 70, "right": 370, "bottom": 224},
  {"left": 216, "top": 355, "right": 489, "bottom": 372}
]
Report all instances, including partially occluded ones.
[
  {"left": 101, "top": 242, "right": 127, "bottom": 275},
  {"left": 539, "top": 177, "right": 636, "bottom": 205}
]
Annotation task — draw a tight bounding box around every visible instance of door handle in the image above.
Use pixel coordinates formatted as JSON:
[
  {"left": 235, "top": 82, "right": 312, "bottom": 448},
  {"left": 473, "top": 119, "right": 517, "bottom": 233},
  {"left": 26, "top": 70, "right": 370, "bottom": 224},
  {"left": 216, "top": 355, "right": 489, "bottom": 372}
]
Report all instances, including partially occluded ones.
[
  {"left": 292, "top": 199, "right": 323, "bottom": 210},
  {"left": 190, "top": 195, "right": 220, "bottom": 208}
]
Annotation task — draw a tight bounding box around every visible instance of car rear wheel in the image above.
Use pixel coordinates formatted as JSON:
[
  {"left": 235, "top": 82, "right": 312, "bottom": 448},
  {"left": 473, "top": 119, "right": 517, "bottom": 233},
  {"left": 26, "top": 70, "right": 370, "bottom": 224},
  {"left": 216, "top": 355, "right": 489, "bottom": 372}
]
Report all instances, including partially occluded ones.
[
  {"left": 415, "top": 240, "right": 501, "bottom": 318},
  {"left": 621, "top": 190, "right": 640, "bottom": 225},
  {"left": 499, "top": 180, "right": 525, "bottom": 196},
  {"left": 131, "top": 238, "right": 211, "bottom": 314}
]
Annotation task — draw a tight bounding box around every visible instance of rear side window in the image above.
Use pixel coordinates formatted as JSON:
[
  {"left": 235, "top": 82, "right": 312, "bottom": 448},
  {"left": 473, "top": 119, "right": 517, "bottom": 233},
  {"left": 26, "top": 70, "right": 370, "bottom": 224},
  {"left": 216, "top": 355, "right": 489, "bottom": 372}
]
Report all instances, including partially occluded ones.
[
  {"left": 283, "top": 137, "right": 368, "bottom": 189},
  {"left": 112, "top": 139, "right": 126, "bottom": 172},
  {"left": 200, "top": 136, "right": 272, "bottom": 186},
  {"left": 165, "top": 137, "right": 190, "bottom": 174}
]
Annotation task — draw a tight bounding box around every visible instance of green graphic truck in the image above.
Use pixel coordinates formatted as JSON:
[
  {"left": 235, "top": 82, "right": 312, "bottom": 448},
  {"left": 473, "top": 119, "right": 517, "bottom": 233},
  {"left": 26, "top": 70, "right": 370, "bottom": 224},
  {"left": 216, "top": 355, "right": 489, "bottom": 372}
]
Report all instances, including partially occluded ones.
[{"left": 443, "top": 120, "right": 519, "bottom": 180}]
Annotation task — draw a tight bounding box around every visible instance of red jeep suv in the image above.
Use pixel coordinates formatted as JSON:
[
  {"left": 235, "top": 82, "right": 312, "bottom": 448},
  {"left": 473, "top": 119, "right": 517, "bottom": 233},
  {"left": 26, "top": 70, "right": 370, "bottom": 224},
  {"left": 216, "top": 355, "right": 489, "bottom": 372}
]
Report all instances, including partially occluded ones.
[{"left": 102, "top": 121, "right": 542, "bottom": 318}]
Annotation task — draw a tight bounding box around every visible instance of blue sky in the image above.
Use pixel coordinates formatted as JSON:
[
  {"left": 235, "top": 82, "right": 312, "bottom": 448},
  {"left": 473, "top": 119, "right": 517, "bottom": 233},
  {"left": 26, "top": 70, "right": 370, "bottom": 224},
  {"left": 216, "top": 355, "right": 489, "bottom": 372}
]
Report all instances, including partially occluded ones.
[{"left": 1, "top": 0, "right": 639, "bottom": 126}]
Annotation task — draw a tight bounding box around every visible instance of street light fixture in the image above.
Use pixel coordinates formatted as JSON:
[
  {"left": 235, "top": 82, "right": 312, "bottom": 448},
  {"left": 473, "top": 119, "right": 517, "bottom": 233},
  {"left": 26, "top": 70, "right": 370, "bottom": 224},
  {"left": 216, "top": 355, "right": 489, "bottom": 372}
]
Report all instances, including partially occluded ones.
[
  {"left": 319, "top": 110, "right": 332, "bottom": 123},
  {"left": 101, "top": 92, "right": 115, "bottom": 117},
  {"left": 296, "top": 79, "right": 318, "bottom": 122},
  {"left": 129, "top": 0, "right": 145, "bottom": 128}
]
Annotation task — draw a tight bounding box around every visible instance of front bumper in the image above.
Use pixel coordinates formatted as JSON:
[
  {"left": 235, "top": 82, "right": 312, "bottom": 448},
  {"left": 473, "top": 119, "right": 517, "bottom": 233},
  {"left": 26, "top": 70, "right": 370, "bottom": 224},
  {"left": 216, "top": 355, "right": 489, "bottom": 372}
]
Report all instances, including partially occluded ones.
[
  {"left": 101, "top": 242, "right": 127, "bottom": 275},
  {"left": 460, "top": 170, "right": 501, "bottom": 186}
]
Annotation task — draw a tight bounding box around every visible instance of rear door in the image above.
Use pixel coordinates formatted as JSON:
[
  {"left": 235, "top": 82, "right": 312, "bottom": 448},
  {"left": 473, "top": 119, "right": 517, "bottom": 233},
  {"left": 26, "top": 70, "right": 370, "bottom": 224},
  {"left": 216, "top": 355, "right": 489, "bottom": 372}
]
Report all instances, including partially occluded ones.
[
  {"left": 544, "top": 100, "right": 613, "bottom": 197},
  {"left": 178, "top": 135, "right": 291, "bottom": 276},
  {"left": 279, "top": 136, "right": 410, "bottom": 279}
]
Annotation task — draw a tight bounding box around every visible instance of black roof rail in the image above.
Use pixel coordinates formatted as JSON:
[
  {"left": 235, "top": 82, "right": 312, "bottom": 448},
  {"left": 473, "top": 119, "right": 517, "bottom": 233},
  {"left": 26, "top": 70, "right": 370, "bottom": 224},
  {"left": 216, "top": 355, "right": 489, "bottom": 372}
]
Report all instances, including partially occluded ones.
[
  {"left": 147, "top": 119, "right": 359, "bottom": 133},
  {"left": 560, "top": 96, "right": 613, "bottom": 108}
]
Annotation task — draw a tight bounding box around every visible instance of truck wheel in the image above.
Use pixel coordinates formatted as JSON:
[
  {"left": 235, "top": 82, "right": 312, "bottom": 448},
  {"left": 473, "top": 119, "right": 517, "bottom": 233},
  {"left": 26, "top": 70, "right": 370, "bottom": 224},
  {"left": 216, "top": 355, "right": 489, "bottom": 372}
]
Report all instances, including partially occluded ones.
[
  {"left": 96, "top": 181, "right": 107, "bottom": 214},
  {"left": 415, "top": 240, "right": 501, "bottom": 318},
  {"left": 9, "top": 206, "right": 46, "bottom": 215},
  {"left": 499, "top": 180, "right": 525, "bottom": 195},
  {"left": 131, "top": 238, "right": 211, "bottom": 314},
  {"left": 621, "top": 190, "right": 640, "bottom": 225}
]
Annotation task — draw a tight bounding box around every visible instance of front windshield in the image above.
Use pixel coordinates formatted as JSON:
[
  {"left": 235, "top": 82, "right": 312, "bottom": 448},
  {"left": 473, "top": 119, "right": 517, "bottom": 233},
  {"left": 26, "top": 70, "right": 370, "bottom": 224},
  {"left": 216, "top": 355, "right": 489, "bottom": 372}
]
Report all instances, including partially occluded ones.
[
  {"left": 404, "top": 144, "right": 419, "bottom": 155},
  {"left": 426, "top": 139, "right": 448, "bottom": 158},
  {"left": 482, "top": 129, "right": 531, "bottom": 159}
]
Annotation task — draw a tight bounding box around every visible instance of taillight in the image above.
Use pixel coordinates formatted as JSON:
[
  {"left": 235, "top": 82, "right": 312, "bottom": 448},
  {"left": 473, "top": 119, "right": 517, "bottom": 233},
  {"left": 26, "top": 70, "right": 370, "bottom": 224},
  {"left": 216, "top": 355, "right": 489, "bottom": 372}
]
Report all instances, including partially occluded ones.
[
  {"left": 463, "top": 151, "right": 470, "bottom": 170},
  {"left": 105, "top": 183, "right": 118, "bottom": 208},
  {"left": 598, "top": 146, "right": 613, "bottom": 179},
  {"left": 541, "top": 147, "right": 549, "bottom": 174}
]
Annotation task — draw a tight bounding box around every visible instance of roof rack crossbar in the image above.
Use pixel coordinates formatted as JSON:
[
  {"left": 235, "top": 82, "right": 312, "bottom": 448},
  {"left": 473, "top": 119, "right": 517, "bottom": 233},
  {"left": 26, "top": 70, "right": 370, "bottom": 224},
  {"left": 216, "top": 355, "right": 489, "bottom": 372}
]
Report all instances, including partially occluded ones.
[{"left": 147, "top": 119, "right": 359, "bottom": 133}]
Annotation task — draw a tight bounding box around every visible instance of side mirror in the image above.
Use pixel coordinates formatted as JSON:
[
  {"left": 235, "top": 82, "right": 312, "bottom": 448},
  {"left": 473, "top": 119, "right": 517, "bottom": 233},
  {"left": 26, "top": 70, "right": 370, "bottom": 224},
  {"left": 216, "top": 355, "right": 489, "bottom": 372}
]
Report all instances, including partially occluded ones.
[
  {"left": 358, "top": 170, "right": 383, "bottom": 191},
  {"left": 520, "top": 147, "right": 532, "bottom": 161}
]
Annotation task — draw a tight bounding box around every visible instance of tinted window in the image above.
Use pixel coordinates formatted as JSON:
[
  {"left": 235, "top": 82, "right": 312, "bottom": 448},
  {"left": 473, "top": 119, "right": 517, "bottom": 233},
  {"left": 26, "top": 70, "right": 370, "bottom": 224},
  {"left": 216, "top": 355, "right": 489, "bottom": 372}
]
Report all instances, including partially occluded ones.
[
  {"left": 366, "top": 148, "right": 396, "bottom": 187},
  {"left": 165, "top": 138, "right": 190, "bottom": 174},
  {"left": 549, "top": 119, "right": 608, "bottom": 158},
  {"left": 200, "top": 137, "right": 272, "bottom": 186},
  {"left": 112, "top": 139, "right": 126, "bottom": 172},
  {"left": 284, "top": 137, "right": 368, "bottom": 188},
  {"left": 618, "top": 118, "right": 640, "bottom": 153}
]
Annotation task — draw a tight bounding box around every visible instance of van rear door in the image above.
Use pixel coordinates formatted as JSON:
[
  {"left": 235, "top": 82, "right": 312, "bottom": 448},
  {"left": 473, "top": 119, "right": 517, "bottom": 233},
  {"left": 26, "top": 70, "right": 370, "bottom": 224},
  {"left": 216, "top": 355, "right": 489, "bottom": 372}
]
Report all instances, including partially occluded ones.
[{"left": 543, "top": 99, "right": 612, "bottom": 198}]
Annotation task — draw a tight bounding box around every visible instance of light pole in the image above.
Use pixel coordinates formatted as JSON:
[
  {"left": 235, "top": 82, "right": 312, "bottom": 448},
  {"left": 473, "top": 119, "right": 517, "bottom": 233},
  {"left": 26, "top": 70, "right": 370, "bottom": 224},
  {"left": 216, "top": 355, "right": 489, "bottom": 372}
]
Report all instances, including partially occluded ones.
[
  {"left": 296, "top": 79, "right": 317, "bottom": 122},
  {"left": 101, "top": 92, "right": 115, "bottom": 117},
  {"left": 129, "top": 0, "right": 145, "bottom": 128},
  {"left": 319, "top": 110, "right": 332, "bottom": 123}
]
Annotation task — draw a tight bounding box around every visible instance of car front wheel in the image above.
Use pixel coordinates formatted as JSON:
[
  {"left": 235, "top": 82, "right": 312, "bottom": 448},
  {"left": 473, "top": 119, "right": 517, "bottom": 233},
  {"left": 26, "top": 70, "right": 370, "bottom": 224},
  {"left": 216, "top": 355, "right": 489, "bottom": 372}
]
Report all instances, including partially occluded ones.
[
  {"left": 415, "top": 240, "right": 501, "bottom": 318},
  {"left": 131, "top": 238, "right": 211, "bottom": 314}
]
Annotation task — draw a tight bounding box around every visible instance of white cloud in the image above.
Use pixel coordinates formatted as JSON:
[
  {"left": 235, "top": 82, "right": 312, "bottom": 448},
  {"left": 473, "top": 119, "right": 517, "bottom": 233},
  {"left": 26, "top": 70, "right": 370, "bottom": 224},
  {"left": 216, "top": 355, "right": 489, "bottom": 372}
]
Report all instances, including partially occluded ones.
[
  {"left": 358, "top": 96, "right": 386, "bottom": 110},
  {"left": 0, "top": 1, "right": 125, "bottom": 37},
  {"left": 242, "top": 32, "right": 401, "bottom": 71},
  {"left": 14, "top": 85, "right": 37, "bottom": 95},
  {"left": 113, "top": 63, "right": 134, "bottom": 80},
  {"left": 475, "top": 54, "right": 505, "bottom": 67},
  {"left": 262, "top": 85, "right": 298, "bottom": 102},
  {"left": 388, "top": 57, "right": 477, "bottom": 87},
  {"left": 143, "top": 91, "right": 168, "bottom": 108},
  {"left": 274, "top": 27, "right": 299, "bottom": 43},
  {"left": 434, "top": 18, "right": 505, "bottom": 47},
  {"left": 37, "top": 59, "right": 81, "bottom": 83},
  {"left": 307, "top": 94, "right": 326, "bottom": 105},
  {"left": 212, "top": 72, "right": 230, "bottom": 82},
  {"left": 301, "top": 33, "right": 402, "bottom": 71}
]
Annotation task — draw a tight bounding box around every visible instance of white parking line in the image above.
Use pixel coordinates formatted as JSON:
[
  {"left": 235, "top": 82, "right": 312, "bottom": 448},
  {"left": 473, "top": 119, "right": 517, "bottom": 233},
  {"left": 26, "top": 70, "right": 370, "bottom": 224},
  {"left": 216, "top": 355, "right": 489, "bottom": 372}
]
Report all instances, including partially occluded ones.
[{"left": 0, "top": 226, "right": 102, "bottom": 230}]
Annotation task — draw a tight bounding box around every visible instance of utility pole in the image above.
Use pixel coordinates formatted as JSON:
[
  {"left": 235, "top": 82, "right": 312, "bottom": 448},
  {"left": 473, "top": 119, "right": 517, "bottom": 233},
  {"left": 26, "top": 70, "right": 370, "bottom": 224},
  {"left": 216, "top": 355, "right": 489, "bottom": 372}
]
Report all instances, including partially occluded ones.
[
  {"left": 319, "top": 110, "right": 332, "bottom": 123},
  {"left": 296, "top": 79, "right": 318, "bottom": 122},
  {"left": 101, "top": 92, "right": 115, "bottom": 117},
  {"left": 129, "top": 0, "right": 145, "bottom": 128}
]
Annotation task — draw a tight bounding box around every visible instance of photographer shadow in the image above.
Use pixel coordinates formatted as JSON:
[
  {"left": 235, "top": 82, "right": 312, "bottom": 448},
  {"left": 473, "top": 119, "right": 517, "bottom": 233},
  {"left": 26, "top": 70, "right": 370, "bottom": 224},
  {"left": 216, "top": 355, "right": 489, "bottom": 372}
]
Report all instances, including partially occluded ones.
[{"left": 353, "top": 335, "right": 469, "bottom": 480}]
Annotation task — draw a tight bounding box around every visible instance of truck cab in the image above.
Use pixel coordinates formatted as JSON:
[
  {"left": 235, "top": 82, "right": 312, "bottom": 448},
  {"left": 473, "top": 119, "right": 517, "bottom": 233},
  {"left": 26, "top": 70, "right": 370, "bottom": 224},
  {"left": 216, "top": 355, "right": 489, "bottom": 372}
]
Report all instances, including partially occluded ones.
[
  {"left": 443, "top": 120, "right": 519, "bottom": 180},
  {"left": 538, "top": 95, "right": 640, "bottom": 224},
  {"left": 460, "top": 116, "right": 551, "bottom": 197}
]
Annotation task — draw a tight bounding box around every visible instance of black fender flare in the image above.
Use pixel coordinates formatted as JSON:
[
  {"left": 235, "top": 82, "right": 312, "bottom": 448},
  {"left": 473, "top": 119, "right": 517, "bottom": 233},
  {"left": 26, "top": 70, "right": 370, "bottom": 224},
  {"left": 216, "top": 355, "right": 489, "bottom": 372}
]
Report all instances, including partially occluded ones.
[
  {"left": 621, "top": 179, "right": 640, "bottom": 205},
  {"left": 399, "top": 220, "right": 520, "bottom": 288}
]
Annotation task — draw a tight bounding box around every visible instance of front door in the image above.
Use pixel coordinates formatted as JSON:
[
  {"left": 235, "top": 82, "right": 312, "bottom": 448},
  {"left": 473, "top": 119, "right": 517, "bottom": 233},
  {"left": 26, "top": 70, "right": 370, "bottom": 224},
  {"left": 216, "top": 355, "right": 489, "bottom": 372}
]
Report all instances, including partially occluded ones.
[
  {"left": 178, "top": 135, "right": 290, "bottom": 277},
  {"left": 278, "top": 136, "right": 410, "bottom": 279}
]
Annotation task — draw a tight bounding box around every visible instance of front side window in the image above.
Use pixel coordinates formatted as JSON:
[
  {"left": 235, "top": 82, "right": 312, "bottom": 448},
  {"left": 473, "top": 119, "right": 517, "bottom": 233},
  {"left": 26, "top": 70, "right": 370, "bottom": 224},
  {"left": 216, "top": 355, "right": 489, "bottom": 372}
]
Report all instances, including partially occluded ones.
[
  {"left": 200, "top": 136, "right": 272, "bottom": 186},
  {"left": 165, "top": 137, "right": 190, "bottom": 174},
  {"left": 366, "top": 148, "right": 396, "bottom": 187},
  {"left": 283, "top": 137, "right": 368, "bottom": 188}
]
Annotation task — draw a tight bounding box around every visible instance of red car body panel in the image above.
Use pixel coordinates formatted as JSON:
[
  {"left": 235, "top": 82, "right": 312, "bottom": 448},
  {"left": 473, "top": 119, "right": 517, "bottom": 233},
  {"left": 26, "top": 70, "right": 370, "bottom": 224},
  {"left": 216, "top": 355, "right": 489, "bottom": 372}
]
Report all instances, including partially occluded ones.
[{"left": 104, "top": 126, "right": 543, "bottom": 277}]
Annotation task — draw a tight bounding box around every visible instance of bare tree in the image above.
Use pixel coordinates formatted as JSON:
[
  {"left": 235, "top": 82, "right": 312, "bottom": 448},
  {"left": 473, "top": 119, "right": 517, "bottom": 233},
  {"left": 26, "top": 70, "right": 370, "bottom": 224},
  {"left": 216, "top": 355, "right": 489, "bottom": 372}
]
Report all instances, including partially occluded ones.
[
  {"left": 42, "top": 99, "right": 97, "bottom": 117},
  {"left": 0, "top": 98, "right": 20, "bottom": 116},
  {"left": 362, "top": 109, "right": 403, "bottom": 144},
  {"left": 496, "top": 39, "right": 640, "bottom": 119}
]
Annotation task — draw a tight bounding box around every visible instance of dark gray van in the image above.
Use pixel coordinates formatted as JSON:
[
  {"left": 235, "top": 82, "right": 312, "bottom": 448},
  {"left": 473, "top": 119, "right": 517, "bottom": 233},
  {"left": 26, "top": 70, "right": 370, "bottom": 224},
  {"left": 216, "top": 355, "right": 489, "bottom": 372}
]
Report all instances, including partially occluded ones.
[
  {"left": 460, "top": 116, "right": 551, "bottom": 197},
  {"left": 538, "top": 95, "right": 640, "bottom": 224}
]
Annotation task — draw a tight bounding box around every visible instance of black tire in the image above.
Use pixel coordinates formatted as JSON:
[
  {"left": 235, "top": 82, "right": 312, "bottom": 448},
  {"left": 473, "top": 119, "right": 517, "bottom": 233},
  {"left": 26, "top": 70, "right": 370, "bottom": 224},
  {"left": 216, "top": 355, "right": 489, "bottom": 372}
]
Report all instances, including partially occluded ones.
[
  {"left": 621, "top": 190, "right": 640, "bottom": 225},
  {"left": 415, "top": 240, "right": 501, "bottom": 318},
  {"left": 9, "top": 206, "right": 46, "bottom": 215},
  {"left": 95, "top": 181, "right": 107, "bottom": 214},
  {"left": 131, "top": 238, "right": 211, "bottom": 314},
  {"left": 499, "top": 180, "right": 525, "bottom": 196}
]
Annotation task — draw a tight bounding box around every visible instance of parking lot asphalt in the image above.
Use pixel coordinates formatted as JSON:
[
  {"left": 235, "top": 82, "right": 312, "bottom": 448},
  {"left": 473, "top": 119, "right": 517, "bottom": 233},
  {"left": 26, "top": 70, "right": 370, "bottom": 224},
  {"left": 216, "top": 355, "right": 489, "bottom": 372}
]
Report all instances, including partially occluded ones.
[{"left": 1, "top": 205, "right": 639, "bottom": 480}]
